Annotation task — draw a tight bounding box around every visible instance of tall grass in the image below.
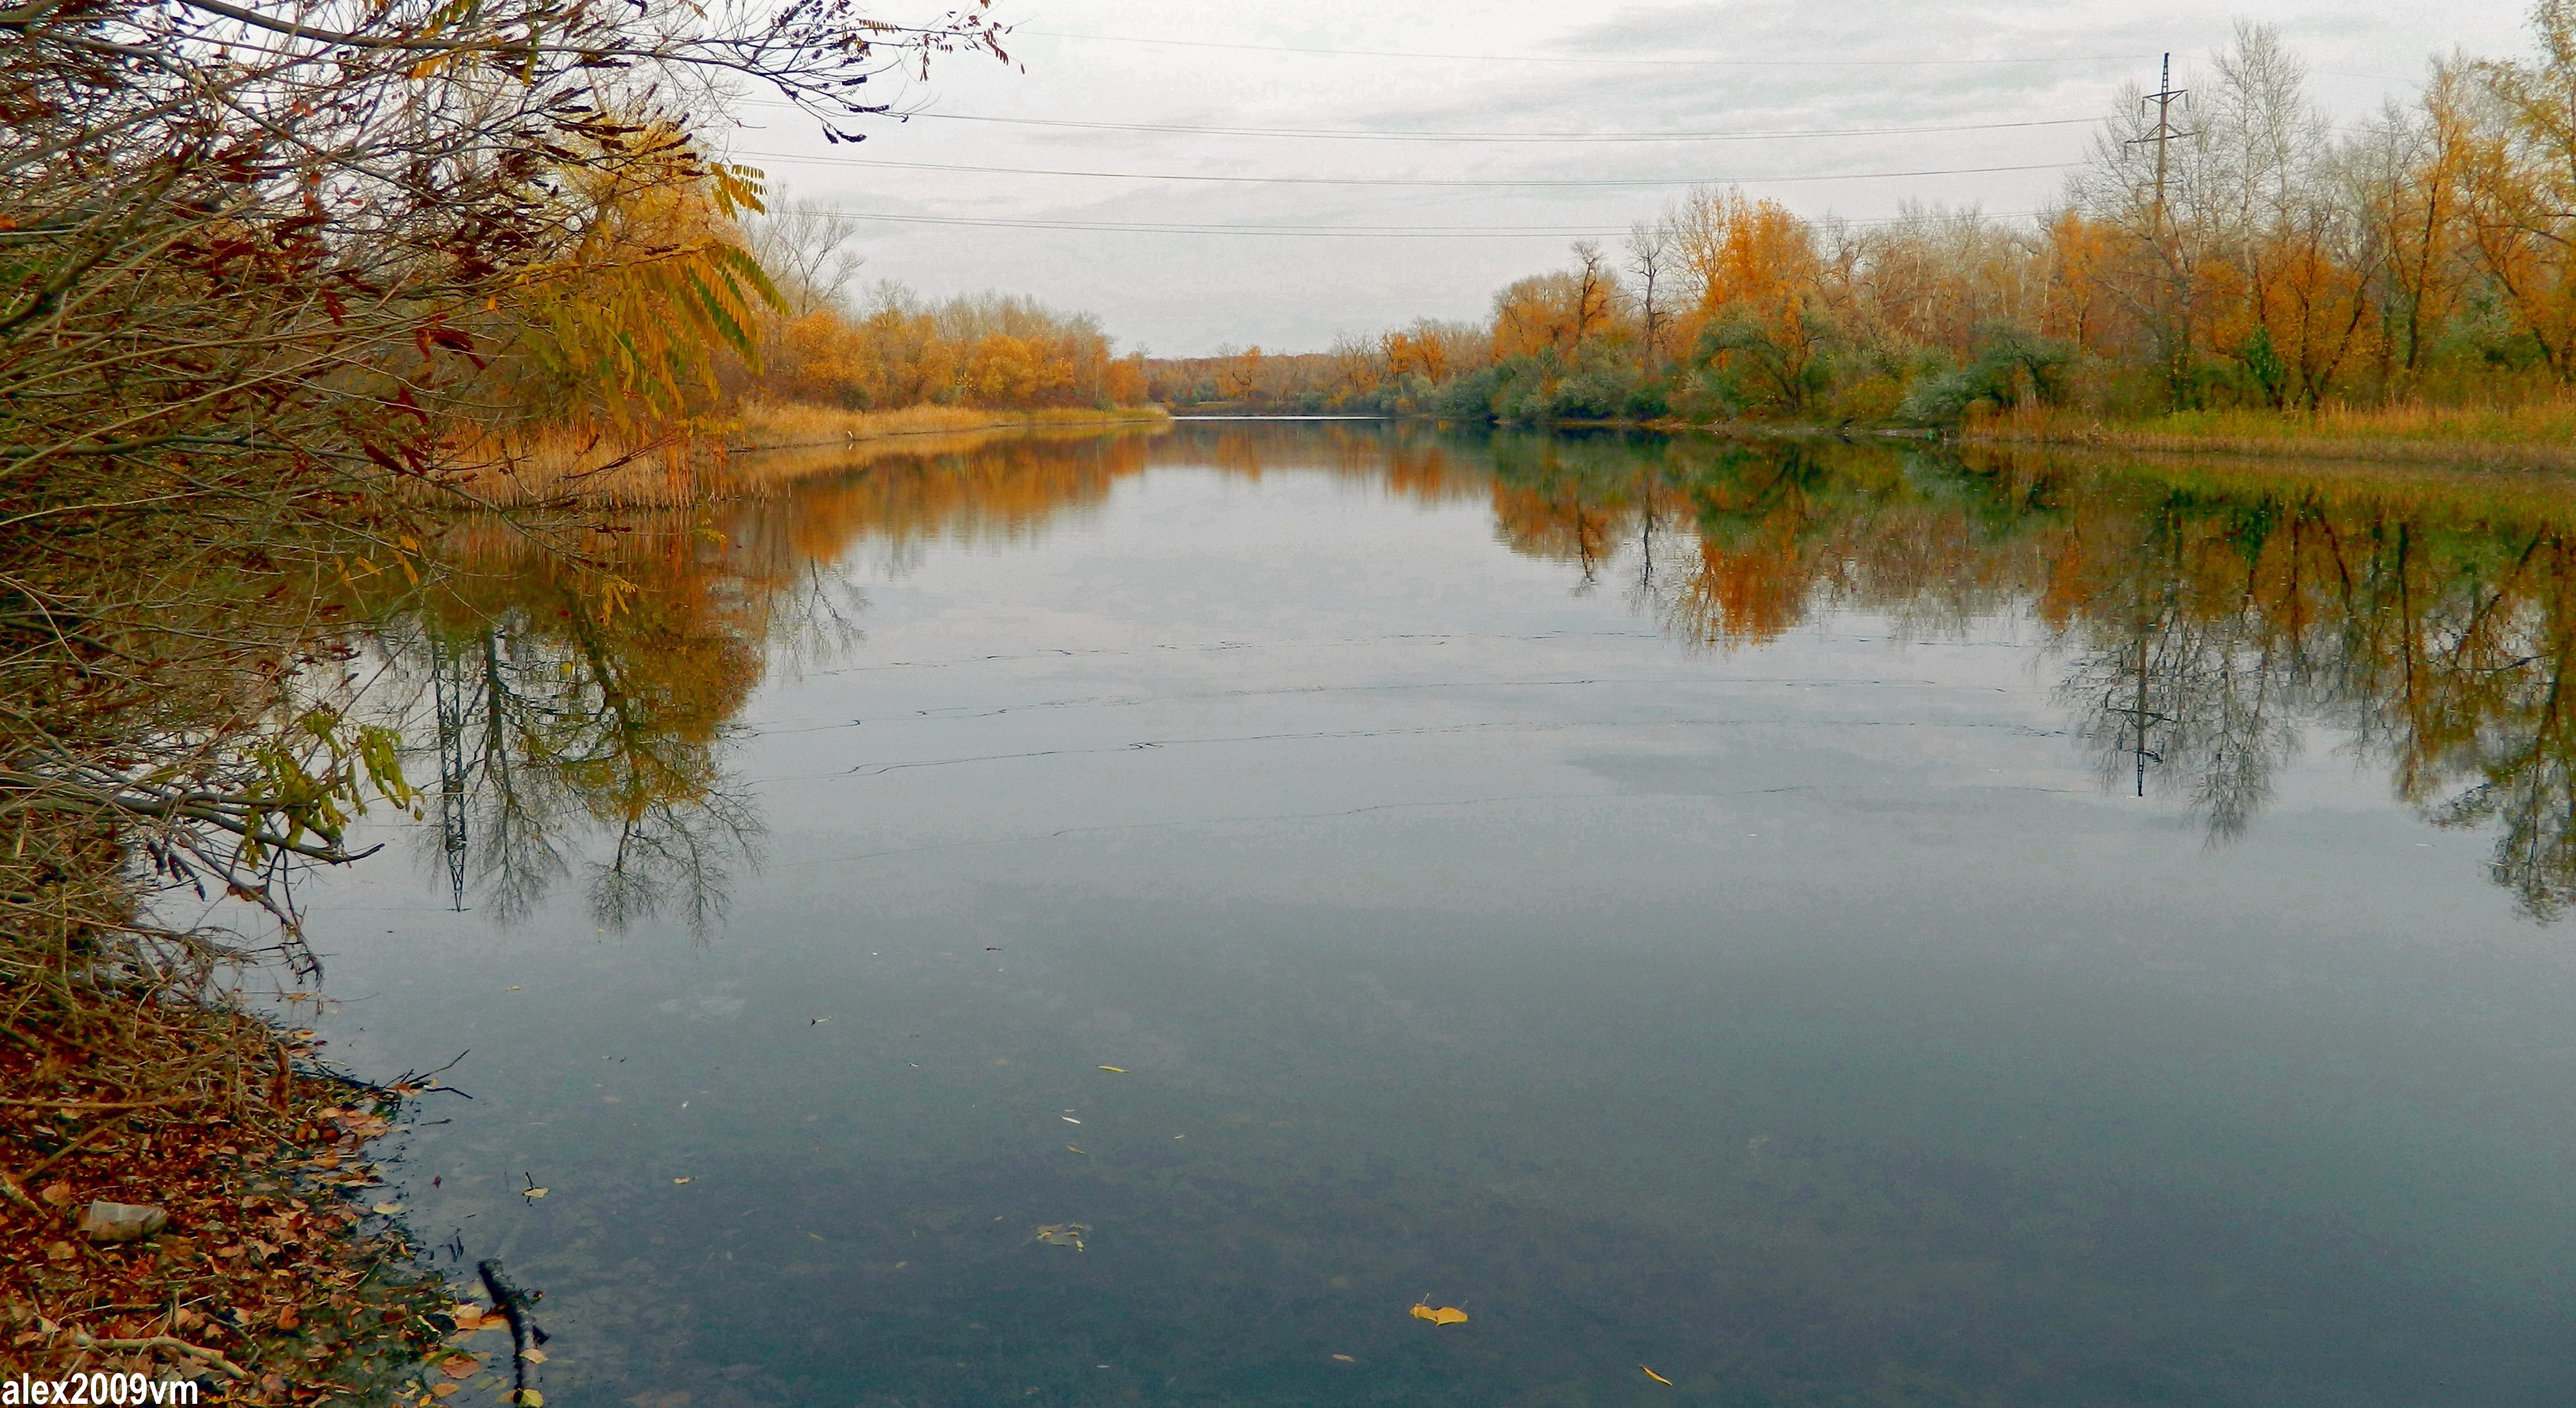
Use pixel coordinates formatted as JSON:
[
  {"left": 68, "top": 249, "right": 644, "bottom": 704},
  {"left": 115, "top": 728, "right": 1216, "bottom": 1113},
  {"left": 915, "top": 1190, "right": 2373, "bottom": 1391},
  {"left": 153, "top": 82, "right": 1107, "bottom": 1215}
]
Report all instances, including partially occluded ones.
[
  {"left": 1972, "top": 399, "right": 2576, "bottom": 468},
  {"left": 446, "top": 403, "right": 1170, "bottom": 508}
]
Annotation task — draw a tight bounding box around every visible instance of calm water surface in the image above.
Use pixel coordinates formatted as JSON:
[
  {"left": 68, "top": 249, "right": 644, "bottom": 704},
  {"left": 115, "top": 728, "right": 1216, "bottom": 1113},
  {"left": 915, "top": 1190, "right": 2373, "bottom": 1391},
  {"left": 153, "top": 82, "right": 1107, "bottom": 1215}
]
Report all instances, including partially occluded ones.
[{"left": 298, "top": 425, "right": 2576, "bottom": 1405}]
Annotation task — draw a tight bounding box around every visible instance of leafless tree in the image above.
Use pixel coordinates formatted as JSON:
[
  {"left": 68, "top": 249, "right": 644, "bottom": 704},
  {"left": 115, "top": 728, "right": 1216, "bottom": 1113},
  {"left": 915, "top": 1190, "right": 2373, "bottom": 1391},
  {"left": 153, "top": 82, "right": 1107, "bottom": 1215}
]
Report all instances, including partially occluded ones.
[
  {"left": 1624, "top": 219, "right": 1677, "bottom": 371},
  {"left": 746, "top": 193, "right": 870, "bottom": 317}
]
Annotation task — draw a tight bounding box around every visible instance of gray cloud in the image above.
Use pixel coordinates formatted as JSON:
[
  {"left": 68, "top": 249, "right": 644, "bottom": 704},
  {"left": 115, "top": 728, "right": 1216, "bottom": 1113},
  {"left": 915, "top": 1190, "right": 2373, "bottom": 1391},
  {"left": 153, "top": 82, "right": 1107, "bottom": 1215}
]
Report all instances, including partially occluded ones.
[{"left": 724, "top": 0, "right": 2527, "bottom": 354}]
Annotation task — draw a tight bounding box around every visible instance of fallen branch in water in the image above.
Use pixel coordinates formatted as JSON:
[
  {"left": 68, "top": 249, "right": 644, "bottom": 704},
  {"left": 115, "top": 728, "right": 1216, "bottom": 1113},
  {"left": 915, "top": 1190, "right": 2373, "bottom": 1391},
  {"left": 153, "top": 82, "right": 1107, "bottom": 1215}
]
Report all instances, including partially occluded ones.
[{"left": 479, "top": 1258, "right": 550, "bottom": 1406}]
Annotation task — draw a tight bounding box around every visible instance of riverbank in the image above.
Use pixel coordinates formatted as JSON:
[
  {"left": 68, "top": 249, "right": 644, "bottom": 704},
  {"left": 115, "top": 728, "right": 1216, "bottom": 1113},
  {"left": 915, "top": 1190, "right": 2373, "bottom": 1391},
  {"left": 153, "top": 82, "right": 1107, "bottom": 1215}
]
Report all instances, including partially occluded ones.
[
  {"left": 1964, "top": 402, "right": 2576, "bottom": 470},
  {"left": 454, "top": 404, "right": 1171, "bottom": 510},
  {"left": 0, "top": 1004, "right": 455, "bottom": 1399}
]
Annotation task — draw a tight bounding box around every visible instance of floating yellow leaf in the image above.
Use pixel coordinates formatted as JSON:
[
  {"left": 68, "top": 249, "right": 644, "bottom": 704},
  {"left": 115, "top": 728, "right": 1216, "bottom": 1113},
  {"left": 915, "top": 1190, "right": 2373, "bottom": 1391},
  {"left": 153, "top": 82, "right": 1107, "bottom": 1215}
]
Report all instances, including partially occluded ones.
[
  {"left": 672, "top": 1177, "right": 692, "bottom": 1184},
  {"left": 1641, "top": 1366, "right": 1673, "bottom": 1386},
  {"left": 373, "top": 1202, "right": 404, "bottom": 1214},
  {"left": 1066, "top": 1145, "right": 1085, "bottom": 1155},
  {"left": 429, "top": 1386, "right": 459, "bottom": 1400},
  {"left": 1098, "top": 1066, "right": 1126, "bottom": 1073},
  {"left": 439, "top": 1354, "right": 480, "bottom": 1379},
  {"left": 521, "top": 1187, "right": 547, "bottom": 1199},
  {"left": 1408, "top": 1302, "right": 1469, "bottom": 1326},
  {"left": 1332, "top": 1354, "right": 1355, "bottom": 1363},
  {"left": 513, "top": 1391, "right": 544, "bottom": 1407},
  {"left": 518, "top": 1347, "right": 547, "bottom": 1364},
  {"left": 1033, "top": 1223, "right": 1089, "bottom": 1249}
]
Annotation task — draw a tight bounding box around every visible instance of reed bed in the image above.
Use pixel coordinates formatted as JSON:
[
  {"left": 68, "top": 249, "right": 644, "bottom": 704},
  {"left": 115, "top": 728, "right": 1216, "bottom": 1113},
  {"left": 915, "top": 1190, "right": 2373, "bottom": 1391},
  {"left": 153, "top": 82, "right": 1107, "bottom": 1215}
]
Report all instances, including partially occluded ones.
[
  {"left": 446, "top": 404, "right": 1170, "bottom": 509},
  {"left": 1971, "top": 400, "right": 2576, "bottom": 470}
]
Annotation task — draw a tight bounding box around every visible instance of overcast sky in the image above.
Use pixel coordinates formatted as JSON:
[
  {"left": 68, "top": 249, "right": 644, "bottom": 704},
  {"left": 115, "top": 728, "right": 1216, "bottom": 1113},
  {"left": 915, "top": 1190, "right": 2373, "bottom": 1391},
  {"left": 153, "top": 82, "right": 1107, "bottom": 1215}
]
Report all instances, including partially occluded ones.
[{"left": 715, "top": 1, "right": 2533, "bottom": 356}]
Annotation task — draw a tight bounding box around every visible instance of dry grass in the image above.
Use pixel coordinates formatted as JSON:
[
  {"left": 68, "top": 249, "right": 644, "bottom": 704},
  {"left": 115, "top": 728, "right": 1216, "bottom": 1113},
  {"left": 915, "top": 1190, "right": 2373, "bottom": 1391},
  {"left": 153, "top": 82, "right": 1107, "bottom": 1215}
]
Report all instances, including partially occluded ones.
[
  {"left": 1971, "top": 400, "right": 2576, "bottom": 469},
  {"left": 444, "top": 403, "right": 1170, "bottom": 509}
]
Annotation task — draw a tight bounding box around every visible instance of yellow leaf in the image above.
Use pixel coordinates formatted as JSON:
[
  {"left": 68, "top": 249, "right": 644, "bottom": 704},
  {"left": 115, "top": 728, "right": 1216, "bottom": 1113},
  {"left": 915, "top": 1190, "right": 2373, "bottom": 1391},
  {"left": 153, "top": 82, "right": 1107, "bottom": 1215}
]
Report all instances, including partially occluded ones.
[
  {"left": 673, "top": 1177, "right": 692, "bottom": 1184},
  {"left": 1066, "top": 1145, "right": 1085, "bottom": 1155},
  {"left": 1642, "top": 1365, "right": 1673, "bottom": 1386},
  {"left": 1408, "top": 1302, "right": 1469, "bottom": 1326},
  {"left": 522, "top": 1187, "right": 547, "bottom": 1199},
  {"left": 373, "top": 1202, "right": 404, "bottom": 1214},
  {"left": 439, "top": 1355, "right": 479, "bottom": 1379},
  {"left": 429, "top": 1386, "right": 459, "bottom": 1400},
  {"left": 515, "top": 1392, "right": 544, "bottom": 1407},
  {"left": 1097, "top": 1066, "right": 1126, "bottom": 1073}
]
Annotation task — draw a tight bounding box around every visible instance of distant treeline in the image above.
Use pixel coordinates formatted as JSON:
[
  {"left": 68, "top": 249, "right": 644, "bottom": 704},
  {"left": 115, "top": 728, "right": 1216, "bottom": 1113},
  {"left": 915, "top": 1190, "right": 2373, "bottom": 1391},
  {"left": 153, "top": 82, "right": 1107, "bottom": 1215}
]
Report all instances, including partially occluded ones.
[
  {"left": 1178, "top": 12, "right": 2576, "bottom": 426},
  {"left": 730, "top": 278, "right": 1148, "bottom": 412}
]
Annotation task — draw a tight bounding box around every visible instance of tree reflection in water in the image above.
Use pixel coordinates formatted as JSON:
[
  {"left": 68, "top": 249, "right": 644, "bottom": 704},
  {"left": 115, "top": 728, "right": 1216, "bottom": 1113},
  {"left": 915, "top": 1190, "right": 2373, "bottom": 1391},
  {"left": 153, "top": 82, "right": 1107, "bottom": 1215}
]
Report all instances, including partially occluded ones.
[
  {"left": 1487, "top": 432, "right": 2576, "bottom": 920},
  {"left": 366, "top": 423, "right": 2576, "bottom": 927},
  {"left": 369, "top": 428, "right": 1169, "bottom": 931}
]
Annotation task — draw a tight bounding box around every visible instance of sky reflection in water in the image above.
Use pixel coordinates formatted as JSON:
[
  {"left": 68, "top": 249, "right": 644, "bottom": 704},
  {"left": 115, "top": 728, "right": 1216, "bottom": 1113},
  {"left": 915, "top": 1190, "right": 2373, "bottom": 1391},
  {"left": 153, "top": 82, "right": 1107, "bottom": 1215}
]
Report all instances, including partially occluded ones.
[{"left": 301, "top": 424, "right": 2576, "bottom": 1406}]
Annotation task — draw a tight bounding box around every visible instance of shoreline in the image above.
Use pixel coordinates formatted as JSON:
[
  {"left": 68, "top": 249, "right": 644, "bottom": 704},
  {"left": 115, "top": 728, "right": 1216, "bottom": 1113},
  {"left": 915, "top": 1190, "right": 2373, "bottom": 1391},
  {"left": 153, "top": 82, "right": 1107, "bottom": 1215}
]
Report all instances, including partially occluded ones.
[
  {"left": 1958, "top": 417, "right": 2576, "bottom": 472},
  {"left": 1, "top": 1013, "right": 456, "bottom": 1401},
  {"left": 1156, "top": 405, "right": 2576, "bottom": 469},
  {"left": 453, "top": 406, "right": 1171, "bottom": 510},
  {"left": 724, "top": 405, "right": 1171, "bottom": 455}
]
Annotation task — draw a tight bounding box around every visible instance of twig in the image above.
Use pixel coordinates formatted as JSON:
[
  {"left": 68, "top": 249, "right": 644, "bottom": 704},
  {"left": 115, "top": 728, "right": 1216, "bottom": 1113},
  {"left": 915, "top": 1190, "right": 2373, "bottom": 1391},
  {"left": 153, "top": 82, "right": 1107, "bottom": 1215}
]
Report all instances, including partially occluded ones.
[
  {"left": 21, "top": 1111, "right": 128, "bottom": 1180},
  {"left": 69, "top": 1330, "right": 249, "bottom": 1381},
  {"left": 0, "top": 1094, "right": 185, "bottom": 1110}
]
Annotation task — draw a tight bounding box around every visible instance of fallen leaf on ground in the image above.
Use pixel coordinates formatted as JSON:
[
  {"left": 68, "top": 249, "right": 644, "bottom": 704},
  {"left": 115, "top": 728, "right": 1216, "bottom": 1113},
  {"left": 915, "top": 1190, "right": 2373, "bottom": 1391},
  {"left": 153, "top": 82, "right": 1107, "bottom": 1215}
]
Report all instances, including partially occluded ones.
[
  {"left": 39, "top": 1181, "right": 72, "bottom": 1207},
  {"left": 1409, "top": 1303, "right": 1469, "bottom": 1326},
  {"left": 1642, "top": 1365, "right": 1673, "bottom": 1386}
]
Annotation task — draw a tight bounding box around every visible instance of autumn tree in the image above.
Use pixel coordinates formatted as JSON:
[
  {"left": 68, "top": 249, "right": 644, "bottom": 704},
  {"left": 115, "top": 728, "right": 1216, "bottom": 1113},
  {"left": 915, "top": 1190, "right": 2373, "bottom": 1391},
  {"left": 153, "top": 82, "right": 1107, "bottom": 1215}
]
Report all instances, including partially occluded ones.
[
  {"left": 1672, "top": 188, "right": 1833, "bottom": 413},
  {"left": 0, "top": 0, "right": 1004, "bottom": 1055},
  {"left": 2466, "top": 2, "right": 2576, "bottom": 379}
]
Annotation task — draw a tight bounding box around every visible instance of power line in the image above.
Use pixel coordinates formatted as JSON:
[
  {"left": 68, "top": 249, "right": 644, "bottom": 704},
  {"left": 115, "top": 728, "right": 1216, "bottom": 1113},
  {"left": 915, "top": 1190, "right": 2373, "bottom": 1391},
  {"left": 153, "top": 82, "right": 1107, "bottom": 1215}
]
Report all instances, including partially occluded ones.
[
  {"left": 735, "top": 100, "right": 2099, "bottom": 144},
  {"left": 733, "top": 151, "right": 2079, "bottom": 188},
  {"left": 898, "top": 111, "right": 2099, "bottom": 144},
  {"left": 1017, "top": 29, "right": 2153, "bottom": 69},
  {"left": 820, "top": 213, "right": 1636, "bottom": 237},
  {"left": 798, "top": 208, "right": 2052, "bottom": 238}
]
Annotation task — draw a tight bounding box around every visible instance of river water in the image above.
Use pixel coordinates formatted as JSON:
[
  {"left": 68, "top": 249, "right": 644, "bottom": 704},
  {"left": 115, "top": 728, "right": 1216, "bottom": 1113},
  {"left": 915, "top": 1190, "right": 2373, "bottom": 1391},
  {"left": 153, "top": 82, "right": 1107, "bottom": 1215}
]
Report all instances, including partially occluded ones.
[{"left": 296, "top": 423, "right": 2575, "bottom": 1405}]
